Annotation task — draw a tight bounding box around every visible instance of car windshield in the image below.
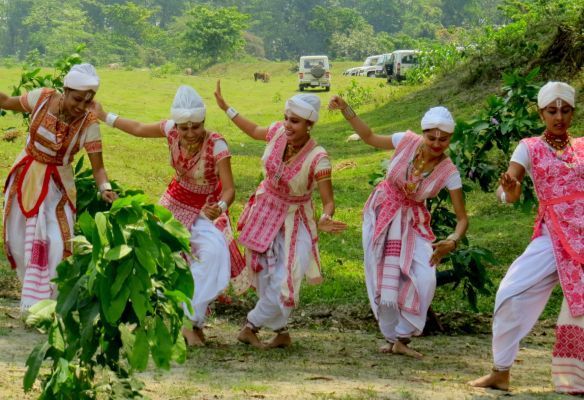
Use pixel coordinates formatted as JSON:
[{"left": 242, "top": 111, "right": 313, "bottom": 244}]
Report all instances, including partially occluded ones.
[{"left": 303, "top": 59, "right": 327, "bottom": 68}]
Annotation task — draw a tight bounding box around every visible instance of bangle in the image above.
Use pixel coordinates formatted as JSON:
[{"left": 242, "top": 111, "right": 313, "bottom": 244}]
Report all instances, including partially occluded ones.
[
  {"left": 98, "top": 182, "right": 112, "bottom": 193},
  {"left": 105, "top": 112, "right": 119, "bottom": 128},
  {"left": 226, "top": 107, "right": 238, "bottom": 120},
  {"left": 217, "top": 200, "right": 228, "bottom": 213},
  {"left": 341, "top": 105, "right": 356, "bottom": 120},
  {"left": 446, "top": 233, "right": 459, "bottom": 249},
  {"left": 319, "top": 213, "right": 332, "bottom": 222},
  {"left": 499, "top": 191, "right": 507, "bottom": 204}
]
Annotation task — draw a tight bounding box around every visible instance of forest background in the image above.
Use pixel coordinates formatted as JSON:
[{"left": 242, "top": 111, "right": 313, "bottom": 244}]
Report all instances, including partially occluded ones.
[{"left": 0, "top": 0, "right": 525, "bottom": 69}]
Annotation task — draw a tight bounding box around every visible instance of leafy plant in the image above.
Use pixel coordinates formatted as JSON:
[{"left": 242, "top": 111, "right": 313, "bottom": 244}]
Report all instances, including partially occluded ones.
[
  {"left": 23, "top": 168, "right": 194, "bottom": 399},
  {"left": 451, "top": 68, "right": 542, "bottom": 207},
  {"left": 338, "top": 79, "right": 374, "bottom": 109}
]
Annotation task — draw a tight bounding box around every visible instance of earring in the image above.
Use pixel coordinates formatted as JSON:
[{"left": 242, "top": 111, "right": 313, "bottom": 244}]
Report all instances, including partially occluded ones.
[{"left": 307, "top": 125, "right": 312, "bottom": 135}]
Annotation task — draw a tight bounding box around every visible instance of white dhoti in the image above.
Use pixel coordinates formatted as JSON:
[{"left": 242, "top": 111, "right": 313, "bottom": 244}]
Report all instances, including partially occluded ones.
[
  {"left": 364, "top": 206, "right": 435, "bottom": 341},
  {"left": 247, "top": 222, "right": 312, "bottom": 331},
  {"left": 4, "top": 176, "right": 75, "bottom": 311},
  {"left": 183, "top": 217, "right": 231, "bottom": 328},
  {"left": 492, "top": 225, "right": 558, "bottom": 369}
]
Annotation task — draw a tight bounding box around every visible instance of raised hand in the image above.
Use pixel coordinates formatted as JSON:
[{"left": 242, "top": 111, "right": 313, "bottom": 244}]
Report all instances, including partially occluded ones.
[
  {"left": 328, "top": 95, "right": 348, "bottom": 111},
  {"left": 214, "top": 80, "right": 228, "bottom": 112}
]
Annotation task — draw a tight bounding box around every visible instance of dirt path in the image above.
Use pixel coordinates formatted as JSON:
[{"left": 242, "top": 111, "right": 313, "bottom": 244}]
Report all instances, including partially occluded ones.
[{"left": 0, "top": 298, "right": 572, "bottom": 400}]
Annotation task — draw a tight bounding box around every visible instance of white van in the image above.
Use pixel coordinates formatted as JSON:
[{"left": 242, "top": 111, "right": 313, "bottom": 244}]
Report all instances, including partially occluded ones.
[
  {"left": 384, "top": 50, "right": 420, "bottom": 82},
  {"left": 298, "top": 55, "right": 331, "bottom": 91}
]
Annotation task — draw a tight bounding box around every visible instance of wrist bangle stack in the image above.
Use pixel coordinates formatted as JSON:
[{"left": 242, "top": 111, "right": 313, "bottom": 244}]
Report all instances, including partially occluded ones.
[
  {"left": 341, "top": 105, "right": 357, "bottom": 120},
  {"left": 217, "top": 200, "right": 228, "bottom": 213},
  {"left": 226, "top": 107, "right": 239, "bottom": 120},
  {"left": 105, "top": 112, "right": 119, "bottom": 128},
  {"left": 98, "top": 182, "right": 112, "bottom": 193}
]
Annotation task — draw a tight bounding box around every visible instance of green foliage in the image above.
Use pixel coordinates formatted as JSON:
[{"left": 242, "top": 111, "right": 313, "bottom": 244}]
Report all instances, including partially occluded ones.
[
  {"left": 24, "top": 178, "right": 193, "bottom": 398},
  {"left": 451, "top": 68, "right": 542, "bottom": 204},
  {"left": 406, "top": 45, "right": 465, "bottom": 84},
  {"left": 180, "top": 5, "right": 249, "bottom": 71},
  {"left": 338, "top": 80, "right": 374, "bottom": 109}
]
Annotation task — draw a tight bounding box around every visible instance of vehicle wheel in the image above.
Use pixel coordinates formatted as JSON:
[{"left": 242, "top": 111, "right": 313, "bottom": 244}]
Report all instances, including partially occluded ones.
[
  {"left": 299, "top": 85, "right": 304, "bottom": 91},
  {"left": 367, "top": 72, "right": 375, "bottom": 77},
  {"left": 310, "top": 65, "right": 325, "bottom": 79},
  {"left": 325, "top": 86, "right": 330, "bottom": 92}
]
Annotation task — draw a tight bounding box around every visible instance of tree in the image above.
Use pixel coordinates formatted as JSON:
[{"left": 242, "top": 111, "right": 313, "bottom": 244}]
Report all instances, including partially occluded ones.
[{"left": 181, "top": 5, "right": 249, "bottom": 70}]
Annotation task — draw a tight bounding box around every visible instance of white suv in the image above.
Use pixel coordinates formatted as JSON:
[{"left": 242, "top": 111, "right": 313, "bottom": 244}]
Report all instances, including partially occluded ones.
[
  {"left": 357, "top": 54, "right": 383, "bottom": 77},
  {"left": 298, "top": 55, "right": 331, "bottom": 91}
]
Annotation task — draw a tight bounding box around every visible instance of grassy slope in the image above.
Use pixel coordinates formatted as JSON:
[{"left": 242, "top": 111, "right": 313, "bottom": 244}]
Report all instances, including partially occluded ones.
[{"left": 0, "top": 61, "right": 580, "bottom": 317}]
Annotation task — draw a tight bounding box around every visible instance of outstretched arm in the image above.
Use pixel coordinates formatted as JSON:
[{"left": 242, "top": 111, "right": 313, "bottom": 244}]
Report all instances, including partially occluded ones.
[
  {"left": 328, "top": 95, "right": 394, "bottom": 150},
  {"left": 0, "top": 92, "right": 27, "bottom": 113},
  {"left": 93, "top": 101, "right": 164, "bottom": 138},
  {"left": 214, "top": 80, "right": 268, "bottom": 141}
]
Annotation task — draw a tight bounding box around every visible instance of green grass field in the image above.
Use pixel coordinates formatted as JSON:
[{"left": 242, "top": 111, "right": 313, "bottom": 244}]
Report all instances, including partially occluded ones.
[{"left": 0, "top": 61, "right": 579, "bottom": 317}]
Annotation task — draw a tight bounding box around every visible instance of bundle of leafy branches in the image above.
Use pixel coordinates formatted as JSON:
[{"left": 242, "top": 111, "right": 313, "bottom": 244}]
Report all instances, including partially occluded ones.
[{"left": 24, "top": 162, "right": 194, "bottom": 399}]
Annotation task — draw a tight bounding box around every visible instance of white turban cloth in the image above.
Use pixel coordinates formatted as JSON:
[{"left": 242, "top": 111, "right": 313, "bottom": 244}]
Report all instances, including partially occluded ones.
[
  {"left": 170, "top": 85, "right": 206, "bottom": 124},
  {"left": 537, "top": 81, "right": 576, "bottom": 109},
  {"left": 285, "top": 94, "right": 320, "bottom": 122},
  {"left": 420, "top": 106, "right": 455, "bottom": 134},
  {"left": 63, "top": 63, "right": 100, "bottom": 92}
]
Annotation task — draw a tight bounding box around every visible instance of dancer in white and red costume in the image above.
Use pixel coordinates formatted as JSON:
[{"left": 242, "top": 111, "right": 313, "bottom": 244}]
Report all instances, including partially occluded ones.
[
  {"left": 214, "top": 80, "right": 346, "bottom": 349},
  {"left": 470, "top": 81, "right": 583, "bottom": 393},
  {"left": 94, "top": 85, "right": 245, "bottom": 347},
  {"left": 1, "top": 64, "right": 116, "bottom": 312},
  {"left": 329, "top": 95, "right": 469, "bottom": 359}
]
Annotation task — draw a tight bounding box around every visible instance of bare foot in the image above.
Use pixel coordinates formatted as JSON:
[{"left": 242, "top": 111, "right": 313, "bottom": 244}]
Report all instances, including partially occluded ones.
[
  {"left": 379, "top": 343, "right": 394, "bottom": 353},
  {"left": 182, "top": 327, "right": 205, "bottom": 347},
  {"left": 237, "top": 326, "right": 264, "bottom": 349},
  {"left": 392, "top": 340, "right": 423, "bottom": 359},
  {"left": 468, "top": 371, "right": 510, "bottom": 391},
  {"left": 267, "top": 332, "right": 292, "bottom": 349},
  {"left": 193, "top": 327, "right": 206, "bottom": 344}
]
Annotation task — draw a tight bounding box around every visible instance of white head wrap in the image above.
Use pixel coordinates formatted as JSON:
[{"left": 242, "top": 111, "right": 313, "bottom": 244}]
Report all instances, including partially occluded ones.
[
  {"left": 537, "top": 81, "right": 576, "bottom": 109},
  {"left": 63, "top": 63, "right": 100, "bottom": 92},
  {"left": 170, "top": 85, "right": 206, "bottom": 124},
  {"left": 421, "top": 106, "right": 455, "bottom": 134},
  {"left": 285, "top": 94, "right": 320, "bottom": 122}
]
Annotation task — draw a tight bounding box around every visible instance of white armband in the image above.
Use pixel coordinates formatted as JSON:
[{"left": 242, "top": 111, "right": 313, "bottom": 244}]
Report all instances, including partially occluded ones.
[
  {"left": 98, "top": 182, "right": 112, "bottom": 193},
  {"left": 105, "top": 113, "right": 119, "bottom": 128},
  {"left": 226, "top": 107, "right": 238, "bottom": 120}
]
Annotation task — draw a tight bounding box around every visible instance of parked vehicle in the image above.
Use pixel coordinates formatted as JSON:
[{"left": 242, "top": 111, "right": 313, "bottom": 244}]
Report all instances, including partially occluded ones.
[
  {"left": 343, "top": 55, "right": 381, "bottom": 77},
  {"left": 298, "top": 55, "right": 331, "bottom": 91},
  {"left": 374, "top": 53, "right": 393, "bottom": 78},
  {"left": 385, "top": 50, "right": 419, "bottom": 83},
  {"left": 356, "top": 55, "right": 383, "bottom": 77}
]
